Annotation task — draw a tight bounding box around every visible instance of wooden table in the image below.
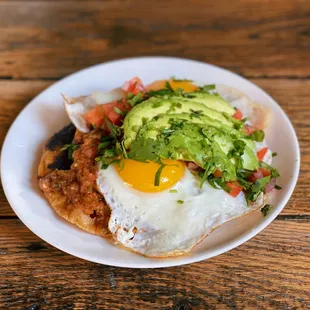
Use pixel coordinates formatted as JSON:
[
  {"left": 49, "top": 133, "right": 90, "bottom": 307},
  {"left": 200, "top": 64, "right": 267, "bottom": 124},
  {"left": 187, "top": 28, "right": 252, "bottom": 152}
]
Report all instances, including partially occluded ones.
[{"left": 1, "top": 1, "right": 309, "bottom": 309}]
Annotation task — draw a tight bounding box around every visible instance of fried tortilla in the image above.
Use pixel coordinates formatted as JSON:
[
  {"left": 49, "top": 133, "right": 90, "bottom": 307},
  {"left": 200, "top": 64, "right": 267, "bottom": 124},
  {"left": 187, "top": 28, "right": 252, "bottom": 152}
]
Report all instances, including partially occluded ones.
[{"left": 38, "top": 124, "right": 110, "bottom": 237}]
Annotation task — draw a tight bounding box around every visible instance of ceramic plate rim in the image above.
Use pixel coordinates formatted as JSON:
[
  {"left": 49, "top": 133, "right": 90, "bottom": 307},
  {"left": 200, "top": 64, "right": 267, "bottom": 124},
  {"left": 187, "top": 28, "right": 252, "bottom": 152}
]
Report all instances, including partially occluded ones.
[{"left": 0, "top": 56, "right": 300, "bottom": 268}]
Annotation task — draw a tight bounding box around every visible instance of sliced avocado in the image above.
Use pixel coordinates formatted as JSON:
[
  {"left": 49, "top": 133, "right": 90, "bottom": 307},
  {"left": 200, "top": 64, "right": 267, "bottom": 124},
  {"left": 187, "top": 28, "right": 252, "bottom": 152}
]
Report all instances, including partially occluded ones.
[
  {"left": 138, "top": 113, "right": 242, "bottom": 141},
  {"left": 213, "top": 135, "right": 259, "bottom": 171},
  {"left": 123, "top": 89, "right": 256, "bottom": 181},
  {"left": 241, "top": 139, "right": 259, "bottom": 170},
  {"left": 171, "top": 93, "right": 235, "bottom": 115},
  {"left": 123, "top": 96, "right": 238, "bottom": 148}
]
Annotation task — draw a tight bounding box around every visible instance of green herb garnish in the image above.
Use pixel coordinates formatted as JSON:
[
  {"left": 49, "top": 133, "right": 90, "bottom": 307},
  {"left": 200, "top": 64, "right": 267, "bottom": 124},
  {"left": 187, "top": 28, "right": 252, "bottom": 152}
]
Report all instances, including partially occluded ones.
[
  {"left": 190, "top": 109, "right": 203, "bottom": 119},
  {"left": 199, "top": 84, "right": 215, "bottom": 92},
  {"left": 113, "top": 107, "right": 126, "bottom": 116},
  {"left": 171, "top": 76, "right": 193, "bottom": 82},
  {"left": 246, "top": 176, "right": 271, "bottom": 203},
  {"left": 126, "top": 92, "right": 134, "bottom": 100},
  {"left": 104, "top": 117, "right": 122, "bottom": 139},
  {"left": 272, "top": 152, "right": 278, "bottom": 157},
  {"left": 127, "top": 92, "right": 144, "bottom": 107},
  {"left": 98, "top": 141, "right": 111, "bottom": 150},
  {"left": 250, "top": 130, "right": 265, "bottom": 142},
  {"left": 165, "top": 81, "right": 174, "bottom": 92},
  {"left": 147, "top": 80, "right": 175, "bottom": 97},
  {"left": 61, "top": 143, "right": 79, "bottom": 160},
  {"left": 259, "top": 162, "right": 280, "bottom": 178},
  {"left": 116, "top": 140, "right": 128, "bottom": 158},
  {"left": 169, "top": 189, "right": 178, "bottom": 193},
  {"left": 168, "top": 101, "right": 182, "bottom": 112},
  {"left": 154, "top": 163, "right": 166, "bottom": 186},
  {"left": 177, "top": 200, "right": 184, "bottom": 204},
  {"left": 261, "top": 204, "right": 272, "bottom": 217}
]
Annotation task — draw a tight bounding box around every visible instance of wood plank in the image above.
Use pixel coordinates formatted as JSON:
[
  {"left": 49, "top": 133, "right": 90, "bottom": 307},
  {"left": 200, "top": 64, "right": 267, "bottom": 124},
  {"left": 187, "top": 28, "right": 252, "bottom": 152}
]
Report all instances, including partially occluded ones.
[
  {"left": 0, "top": 1, "right": 309, "bottom": 79},
  {"left": 0, "top": 219, "right": 309, "bottom": 309},
  {"left": 0, "top": 78, "right": 308, "bottom": 217},
  {"left": 0, "top": 81, "right": 52, "bottom": 217}
]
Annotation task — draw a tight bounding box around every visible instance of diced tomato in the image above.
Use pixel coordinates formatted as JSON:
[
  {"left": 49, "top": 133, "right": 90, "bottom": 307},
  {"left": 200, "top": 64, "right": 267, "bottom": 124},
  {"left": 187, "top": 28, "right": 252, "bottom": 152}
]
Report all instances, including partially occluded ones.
[
  {"left": 244, "top": 124, "right": 256, "bottom": 136},
  {"left": 213, "top": 169, "right": 222, "bottom": 178},
  {"left": 265, "top": 178, "right": 276, "bottom": 193},
  {"left": 257, "top": 147, "right": 268, "bottom": 162},
  {"left": 233, "top": 109, "right": 243, "bottom": 120},
  {"left": 226, "top": 182, "right": 243, "bottom": 198},
  {"left": 248, "top": 167, "right": 271, "bottom": 182},
  {"left": 103, "top": 99, "right": 131, "bottom": 126},
  {"left": 260, "top": 167, "right": 271, "bottom": 177},
  {"left": 83, "top": 100, "right": 131, "bottom": 129},
  {"left": 122, "top": 77, "right": 145, "bottom": 95},
  {"left": 84, "top": 105, "right": 105, "bottom": 128}
]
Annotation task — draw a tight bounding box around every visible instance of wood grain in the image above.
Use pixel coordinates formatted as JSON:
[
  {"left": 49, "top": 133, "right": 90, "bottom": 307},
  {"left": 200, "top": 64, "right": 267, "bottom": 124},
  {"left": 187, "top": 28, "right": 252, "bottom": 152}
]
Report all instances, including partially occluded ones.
[
  {"left": 0, "top": 79, "right": 307, "bottom": 217},
  {"left": 0, "top": 0, "right": 309, "bottom": 79},
  {"left": 0, "top": 219, "right": 309, "bottom": 309},
  {"left": 0, "top": 1, "right": 309, "bottom": 309}
]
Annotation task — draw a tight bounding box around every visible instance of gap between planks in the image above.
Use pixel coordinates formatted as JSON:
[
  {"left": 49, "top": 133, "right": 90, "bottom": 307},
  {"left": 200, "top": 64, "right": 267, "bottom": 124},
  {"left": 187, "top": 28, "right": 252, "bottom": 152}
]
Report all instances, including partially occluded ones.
[
  {"left": 1, "top": 215, "right": 309, "bottom": 221},
  {"left": 1, "top": 75, "right": 310, "bottom": 81}
]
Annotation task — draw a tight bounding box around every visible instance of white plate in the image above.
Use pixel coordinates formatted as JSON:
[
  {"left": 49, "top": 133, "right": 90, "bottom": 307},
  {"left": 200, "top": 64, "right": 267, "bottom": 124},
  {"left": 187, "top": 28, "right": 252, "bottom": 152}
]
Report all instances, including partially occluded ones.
[{"left": 1, "top": 57, "right": 300, "bottom": 268}]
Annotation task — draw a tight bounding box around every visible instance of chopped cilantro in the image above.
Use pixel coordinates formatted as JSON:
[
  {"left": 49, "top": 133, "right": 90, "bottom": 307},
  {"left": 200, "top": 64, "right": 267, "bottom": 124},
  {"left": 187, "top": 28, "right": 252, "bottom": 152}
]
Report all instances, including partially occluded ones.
[
  {"left": 174, "top": 88, "right": 184, "bottom": 96},
  {"left": 275, "top": 184, "right": 282, "bottom": 190},
  {"left": 152, "top": 101, "right": 164, "bottom": 108},
  {"left": 96, "top": 147, "right": 120, "bottom": 170},
  {"left": 259, "top": 162, "right": 280, "bottom": 178},
  {"left": 127, "top": 92, "right": 144, "bottom": 107},
  {"left": 113, "top": 107, "right": 126, "bottom": 116},
  {"left": 227, "top": 140, "right": 246, "bottom": 159},
  {"left": 169, "top": 189, "right": 178, "bottom": 193},
  {"left": 95, "top": 120, "right": 126, "bottom": 169},
  {"left": 101, "top": 135, "right": 114, "bottom": 143},
  {"left": 190, "top": 109, "right": 203, "bottom": 119},
  {"left": 126, "top": 92, "right": 134, "bottom": 99},
  {"left": 61, "top": 143, "right": 79, "bottom": 160},
  {"left": 104, "top": 117, "right": 122, "bottom": 139},
  {"left": 169, "top": 119, "right": 186, "bottom": 129},
  {"left": 200, "top": 84, "right": 215, "bottom": 92},
  {"left": 245, "top": 176, "right": 271, "bottom": 203},
  {"left": 177, "top": 200, "right": 184, "bottom": 204},
  {"left": 168, "top": 101, "right": 182, "bottom": 112},
  {"left": 147, "top": 80, "right": 175, "bottom": 97},
  {"left": 98, "top": 141, "right": 111, "bottom": 150},
  {"left": 272, "top": 152, "right": 278, "bottom": 157},
  {"left": 154, "top": 163, "right": 166, "bottom": 186},
  {"left": 161, "top": 128, "right": 175, "bottom": 137},
  {"left": 165, "top": 80, "right": 174, "bottom": 92},
  {"left": 147, "top": 88, "right": 172, "bottom": 97},
  {"left": 261, "top": 204, "right": 272, "bottom": 217},
  {"left": 171, "top": 76, "right": 193, "bottom": 82},
  {"left": 250, "top": 130, "right": 265, "bottom": 142}
]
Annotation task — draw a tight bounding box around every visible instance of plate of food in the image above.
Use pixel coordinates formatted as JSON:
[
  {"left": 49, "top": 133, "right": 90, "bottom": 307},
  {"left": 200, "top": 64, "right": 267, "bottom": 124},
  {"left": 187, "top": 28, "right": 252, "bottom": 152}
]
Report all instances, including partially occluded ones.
[{"left": 1, "top": 57, "right": 299, "bottom": 268}]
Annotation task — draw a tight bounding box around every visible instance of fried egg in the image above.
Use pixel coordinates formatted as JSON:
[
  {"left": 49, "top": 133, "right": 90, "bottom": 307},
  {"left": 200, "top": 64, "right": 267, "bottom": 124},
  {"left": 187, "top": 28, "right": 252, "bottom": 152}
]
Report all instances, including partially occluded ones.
[
  {"left": 96, "top": 159, "right": 261, "bottom": 257},
  {"left": 63, "top": 82, "right": 272, "bottom": 257}
]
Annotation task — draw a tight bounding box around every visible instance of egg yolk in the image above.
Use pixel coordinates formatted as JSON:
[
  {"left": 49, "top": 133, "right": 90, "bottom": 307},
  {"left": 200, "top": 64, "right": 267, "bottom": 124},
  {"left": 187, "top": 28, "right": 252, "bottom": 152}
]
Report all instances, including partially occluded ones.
[
  {"left": 146, "top": 79, "right": 198, "bottom": 93},
  {"left": 115, "top": 159, "right": 185, "bottom": 192}
]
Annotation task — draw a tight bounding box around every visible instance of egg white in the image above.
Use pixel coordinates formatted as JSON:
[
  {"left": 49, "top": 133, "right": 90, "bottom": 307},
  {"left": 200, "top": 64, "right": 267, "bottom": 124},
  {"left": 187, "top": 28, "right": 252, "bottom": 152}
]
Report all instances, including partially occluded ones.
[{"left": 97, "top": 166, "right": 261, "bottom": 257}]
